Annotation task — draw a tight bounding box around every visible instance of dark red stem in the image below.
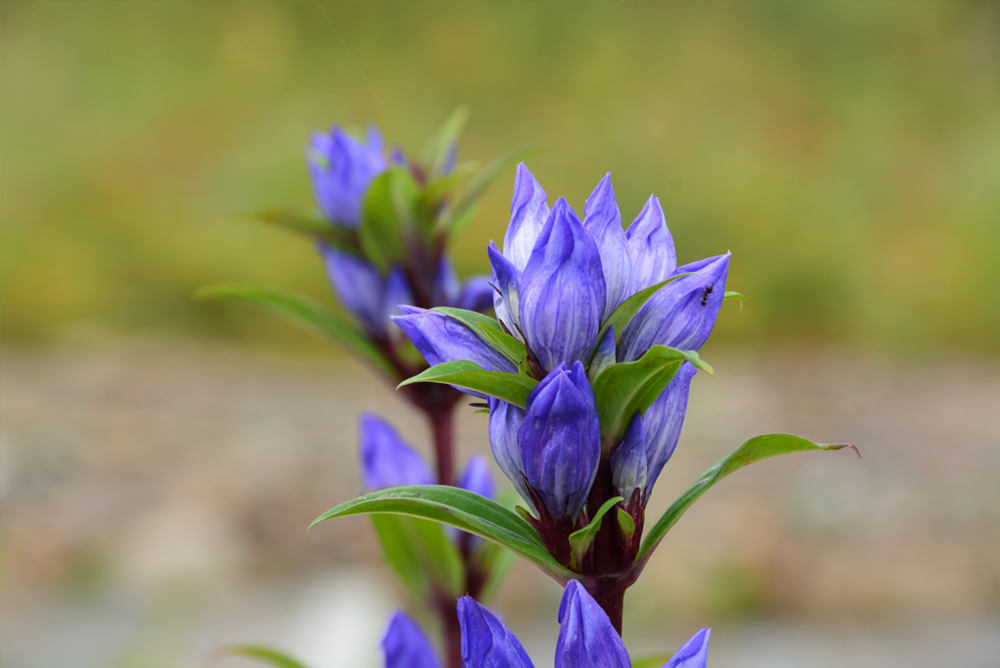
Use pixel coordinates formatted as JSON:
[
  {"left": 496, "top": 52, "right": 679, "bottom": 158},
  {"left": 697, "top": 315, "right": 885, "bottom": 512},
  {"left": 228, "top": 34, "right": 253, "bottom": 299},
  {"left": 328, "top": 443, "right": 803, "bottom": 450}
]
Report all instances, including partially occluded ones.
[
  {"left": 428, "top": 404, "right": 455, "bottom": 487},
  {"left": 583, "top": 577, "right": 626, "bottom": 635}
]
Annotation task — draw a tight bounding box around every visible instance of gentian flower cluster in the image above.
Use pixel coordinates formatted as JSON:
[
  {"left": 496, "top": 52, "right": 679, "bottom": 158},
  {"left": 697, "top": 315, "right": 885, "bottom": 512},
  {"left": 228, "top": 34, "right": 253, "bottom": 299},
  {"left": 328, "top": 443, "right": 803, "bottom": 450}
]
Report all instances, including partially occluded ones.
[
  {"left": 394, "top": 164, "right": 729, "bottom": 580},
  {"left": 379, "top": 581, "right": 710, "bottom": 668},
  {"left": 309, "top": 125, "right": 493, "bottom": 345}
]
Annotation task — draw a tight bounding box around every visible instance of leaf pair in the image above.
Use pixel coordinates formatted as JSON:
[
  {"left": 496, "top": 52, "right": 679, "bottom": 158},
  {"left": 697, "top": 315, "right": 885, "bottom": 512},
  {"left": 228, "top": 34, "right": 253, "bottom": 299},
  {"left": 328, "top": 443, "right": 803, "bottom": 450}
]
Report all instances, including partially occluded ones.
[{"left": 311, "top": 434, "right": 858, "bottom": 582}]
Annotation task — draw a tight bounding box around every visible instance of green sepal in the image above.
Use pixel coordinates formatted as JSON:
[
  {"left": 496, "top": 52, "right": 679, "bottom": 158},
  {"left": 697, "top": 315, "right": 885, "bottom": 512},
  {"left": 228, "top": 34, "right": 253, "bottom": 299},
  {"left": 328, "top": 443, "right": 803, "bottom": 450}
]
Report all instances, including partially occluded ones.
[
  {"left": 592, "top": 346, "right": 713, "bottom": 453},
  {"left": 359, "top": 167, "right": 424, "bottom": 272},
  {"left": 193, "top": 283, "right": 396, "bottom": 378},
  {"left": 589, "top": 273, "right": 696, "bottom": 363},
  {"left": 214, "top": 646, "right": 311, "bottom": 668},
  {"left": 567, "top": 496, "right": 623, "bottom": 570},
  {"left": 244, "top": 208, "right": 360, "bottom": 254},
  {"left": 637, "top": 434, "right": 860, "bottom": 564},
  {"left": 724, "top": 291, "right": 745, "bottom": 311},
  {"left": 398, "top": 361, "right": 538, "bottom": 409},
  {"left": 617, "top": 507, "right": 636, "bottom": 542},
  {"left": 310, "top": 485, "right": 575, "bottom": 583},
  {"left": 475, "top": 322, "right": 528, "bottom": 366}
]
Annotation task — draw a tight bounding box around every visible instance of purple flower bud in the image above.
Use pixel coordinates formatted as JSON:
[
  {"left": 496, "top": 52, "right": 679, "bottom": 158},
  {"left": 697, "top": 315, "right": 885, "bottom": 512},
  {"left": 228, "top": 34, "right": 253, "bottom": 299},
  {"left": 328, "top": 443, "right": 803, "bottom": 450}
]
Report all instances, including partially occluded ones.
[
  {"left": 307, "top": 126, "right": 387, "bottom": 228},
  {"left": 488, "top": 242, "right": 522, "bottom": 336},
  {"left": 393, "top": 307, "right": 518, "bottom": 375},
  {"left": 610, "top": 414, "right": 647, "bottom": 501},
  {"left": 555, "top": 581, "right": 630, "bottom": 668},
  {"left": 519, "top": 362, "right": 600, "bottom": 519},
  {"left": 382, "top": 266, "right": 415, "bottom": 343},
  {"left": 519, "top": 199, "right": 606, "bottom": 371},
  {"left": 457, "top": 277, "right": 496, "bottom": 313},
  {"left": 319, "top": 243, "right": 396, "bottom": 338},
  {"left": 504, "top": 163, "right": 550, "bottom": 272},
  {"left": 457, "top": 456, "right": 496, "bottom": 500},
  {"left": 625, "top": 195, "right": 677, "bottom": 295},
  {"left": 382, "top": 611, "right": 442, "bottom": 668},
  {"left": 359, "top": 413, "right": 433, "bottom": 489},
  {"left": 618, "top": 252, "right": 730, "bottom": 362},
  {"left": 661, "top": 628, "right": 711, "bottom": 668},
  {"left": 487, "top": 397, "right": 535, "bottom": 514},
  {"left": 642, "top": 362, "right": 696, "bottom": 493},
  {"left": 583, "top": 173, "right": 632, "bottom": 320},
  {"left": 457, "top": 596, "right": 535, "bottom": 668}
]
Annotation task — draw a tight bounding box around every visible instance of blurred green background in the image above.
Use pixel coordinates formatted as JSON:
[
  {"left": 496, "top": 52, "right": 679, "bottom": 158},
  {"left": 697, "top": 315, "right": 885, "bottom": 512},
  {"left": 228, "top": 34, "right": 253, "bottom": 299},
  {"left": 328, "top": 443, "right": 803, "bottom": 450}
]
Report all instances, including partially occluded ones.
[{"left": 4, "top": 0, "right": 999, "bottom": 355}]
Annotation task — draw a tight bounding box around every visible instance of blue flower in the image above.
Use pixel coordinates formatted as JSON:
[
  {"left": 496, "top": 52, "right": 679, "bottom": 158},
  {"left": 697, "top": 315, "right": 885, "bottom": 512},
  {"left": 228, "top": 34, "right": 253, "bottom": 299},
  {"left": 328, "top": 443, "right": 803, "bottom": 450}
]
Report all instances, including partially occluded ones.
[
  {"left": 487, "top": 164, "right": 728, "bottom": 373},
  {"left": 307, "top": 125, "right": 387, "bottom": 228},
  {"left": 319, "top": 243, "right": 413, "bottom": 341},
  {"left": 457, "top": 580, "right": 710, "bottom": 668},
  {"left": 393, "top": 306, "right": 519, "bottom": 377},
  {"left": 359, "top": 413, "right": 433, "bottom": 489},
  {"left": 382, "top": 611, "right": 442, "bottom": 668}
]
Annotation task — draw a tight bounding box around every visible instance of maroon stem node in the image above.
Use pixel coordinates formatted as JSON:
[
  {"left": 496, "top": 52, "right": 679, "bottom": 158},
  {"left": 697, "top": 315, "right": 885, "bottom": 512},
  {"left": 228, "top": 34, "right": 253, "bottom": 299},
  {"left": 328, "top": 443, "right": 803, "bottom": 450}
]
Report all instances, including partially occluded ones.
[{"left": 583, "top": 577, "right": 626, "bottom": 636}]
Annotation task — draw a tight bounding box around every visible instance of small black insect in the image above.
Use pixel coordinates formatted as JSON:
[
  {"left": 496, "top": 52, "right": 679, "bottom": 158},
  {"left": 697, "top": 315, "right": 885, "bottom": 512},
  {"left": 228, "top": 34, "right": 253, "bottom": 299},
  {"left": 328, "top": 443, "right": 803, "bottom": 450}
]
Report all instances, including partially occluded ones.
[{"left": 701, "top": 285, "right": 714, "bottom": 306}]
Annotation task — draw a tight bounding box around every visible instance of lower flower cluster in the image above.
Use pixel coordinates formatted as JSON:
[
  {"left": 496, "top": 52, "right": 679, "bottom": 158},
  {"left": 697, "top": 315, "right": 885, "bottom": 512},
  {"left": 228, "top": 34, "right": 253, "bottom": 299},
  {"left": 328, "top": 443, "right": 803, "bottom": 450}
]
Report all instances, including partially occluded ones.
[{"left": 382, "top": 581, "right": 710, "bottom": 668}]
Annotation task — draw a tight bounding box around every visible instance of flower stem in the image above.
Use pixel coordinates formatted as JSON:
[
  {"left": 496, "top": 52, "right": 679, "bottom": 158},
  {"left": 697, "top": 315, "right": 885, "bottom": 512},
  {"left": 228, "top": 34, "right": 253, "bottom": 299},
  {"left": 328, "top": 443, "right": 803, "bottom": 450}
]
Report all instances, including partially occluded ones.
[
  {"left": 584, "top": 577, "right": 626, "bottom": 635},
  {"left": 427, "top": 403, "right": 455, "bottom": 487}
]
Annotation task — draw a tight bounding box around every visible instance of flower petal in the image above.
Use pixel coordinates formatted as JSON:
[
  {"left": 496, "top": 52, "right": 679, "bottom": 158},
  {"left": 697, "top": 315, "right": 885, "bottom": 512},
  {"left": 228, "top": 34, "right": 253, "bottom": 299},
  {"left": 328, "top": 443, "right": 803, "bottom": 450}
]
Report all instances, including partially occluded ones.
[
  {"left": 383, "top": 266, "right": 415, "bottom": 343},
  {"left": 457, "top": 596, "right": 535, "bottom": 668},
  {"left": 504, "top": 163, "right": 551, "bottom": 272},
  {"left": 307, "top": 126, "right": 387, "bottom": 227},
  {"left": 359, "top": 413, "right": 433, "bottom": 489},
  {"left": 625, "top": 195, "right": 677, "bottom": 295},
  {"left": 610, "top": 413, "right": 647, "bottom": 501},
  {"left": 488, "top": 397, "right": 535, "bottom": 514},
  {"left": 519, "top": 198, "right": 606, "bottom": 371},
  {"left": 519, "top": 362, "right": 600, "bottom": 519},
  {"left": 488, "top": 241, "right": 523, "bottom": 336},
  {"left": 457, "top": 277, "right": 496, "bottom": 313},
  {"left": 319, "top": 242, "right": 387, "bottom": 338},
  {"left": 583, "top": 173, "right": 632, "bottom": 319},
  {"left": 393, "top": 307, "right": 518, "bottom": 374},
  {"left": 618, "top": 252, "right": 730, "bottom": 361},
  {"left": 661, "top": 628, "right": 711, "bottom": 668},
  {"left": 555, "top": 581, "right": 630, "bottom": 668},
  {"left": 642, "top": 362, "right": 696, "bottom": 494},
  {"left": 382, "top": 611, "right": 443, "bottom": 668}
]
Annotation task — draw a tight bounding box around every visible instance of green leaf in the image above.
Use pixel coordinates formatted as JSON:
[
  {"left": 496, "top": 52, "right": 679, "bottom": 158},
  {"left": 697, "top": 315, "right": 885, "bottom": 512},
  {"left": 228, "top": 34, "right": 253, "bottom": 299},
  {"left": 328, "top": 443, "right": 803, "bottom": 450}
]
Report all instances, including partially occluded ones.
[
  {"left": 310, "top": 485, "right": 574, "bottom": 583},
  {"left": 592, "top": 346, "right": 713, "bottom": 452},
  {"left": 473, "top": 541, "right": 516, "bottom": 602},
  {"left": 245, "top": 208, "right": 360, "bottom": 254},
  {"left": 631, "top": 655, "right": 672, "bottom": 668},
  {"left": 419, "top": 106, "right": 470, "bottom": 175},
  {"left": 724, "top": 291, "right": 745, "bottom": 311},
  {"left": 214, "top": 645, "right": 311, "bottom": 668},
  {"left": 617, "top": 507, "right": 635, "bottom": 542},
  {"left": 430, "top": 306, "right": 501, "bottom": 332},
  {"left": 359, "top": 167, "right": 422, "bottom": 272},
  {"left": 637, "top": 434, "right": 860, "bottom": 563},
  {"left": 194, "top": 283, "right": 396, "bottom": 378},
  {"left": 370, "top": 515, "right": 464, "bottom": 599},
  {"left": 567, "top": 496, "right": 623, "bottom": 570},
  {"left": 476, "top": 322, "right": 528, "bottom": 366},
  {"left": 590, "top": 273, "right": 695, "bottom": 362},
  {"left": 398, "top": 361, "right": 537, "bottom": 409},
  {"left": 445, "top": 146, "right": 541, "bottom": 236}
]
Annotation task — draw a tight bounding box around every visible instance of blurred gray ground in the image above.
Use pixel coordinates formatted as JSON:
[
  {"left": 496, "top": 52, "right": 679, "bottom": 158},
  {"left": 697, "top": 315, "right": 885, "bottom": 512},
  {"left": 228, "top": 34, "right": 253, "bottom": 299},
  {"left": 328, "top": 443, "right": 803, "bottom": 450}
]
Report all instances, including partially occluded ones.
[{"left": 2, "top": 341, "right": 999, "bottom": 668}]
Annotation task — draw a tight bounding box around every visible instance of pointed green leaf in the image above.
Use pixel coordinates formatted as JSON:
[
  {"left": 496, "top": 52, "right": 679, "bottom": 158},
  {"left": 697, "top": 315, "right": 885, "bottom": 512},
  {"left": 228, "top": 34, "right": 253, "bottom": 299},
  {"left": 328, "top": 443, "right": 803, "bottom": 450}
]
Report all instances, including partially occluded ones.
[
  {"left": 245, "top": 208, "right": 360, "bottom": 254},
  {"left": 430, "top": 306, "right": 501, "bottom": 332},
  {"left": 398, "top": 361, "right": 537, "bottom": 408},
  {"left": 475, "top": 322, "right": 528, "bottom": 366},
  {"left": 194, "top": 283, "right": 396, "bottom": 378},
  {"left": 359, "top": 167, "right": 422, "bottom": 272},
  {"left": 592, "top": 346, "right": 713, "bottom": 453},
  {"left": 444, "top": 146, "right": 542, "bottom": 236},
  {"left": 568, "top": 496, "right": 623, "bottom": 570},
  {"left": 419, "top": 106, "right": 470, "bottom": 175},
  {"left": 637, "top": 435, "right": 860, "bottom": 564},
  {"left": 215, "top": 646, "right": 311, "bottom": 668},
  {"left": 617, "top": 507, "right": 636, "bottom": 542},
  {"left": 589, "top": 273, "right": 696, "bottom": 363},
  {"left": 370, "top": 515, "right": 464, "bottom": 600},
  {"left": 310, "top": 485, "right": 574, "bottom": 583}
]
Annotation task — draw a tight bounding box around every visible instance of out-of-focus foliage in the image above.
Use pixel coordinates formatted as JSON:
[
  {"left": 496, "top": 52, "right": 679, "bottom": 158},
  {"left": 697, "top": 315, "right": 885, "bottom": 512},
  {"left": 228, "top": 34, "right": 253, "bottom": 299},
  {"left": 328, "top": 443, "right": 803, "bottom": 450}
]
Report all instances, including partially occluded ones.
[{"left": 3, "top": 1, "right": 999, "bottom": 354}]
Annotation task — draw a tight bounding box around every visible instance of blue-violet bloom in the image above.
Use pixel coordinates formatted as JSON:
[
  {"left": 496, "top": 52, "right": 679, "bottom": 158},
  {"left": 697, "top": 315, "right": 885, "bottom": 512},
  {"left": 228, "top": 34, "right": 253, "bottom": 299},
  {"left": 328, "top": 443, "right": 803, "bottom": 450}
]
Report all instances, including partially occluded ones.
[
  {"left": 382, "top": 611, "right": 442, "bottom": 668},
  {"left": 458, "top": 580, "right": 710, "bottom": 668},
  {"left": 307, "top": 125, "right": 387, "bottom": 228}
]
